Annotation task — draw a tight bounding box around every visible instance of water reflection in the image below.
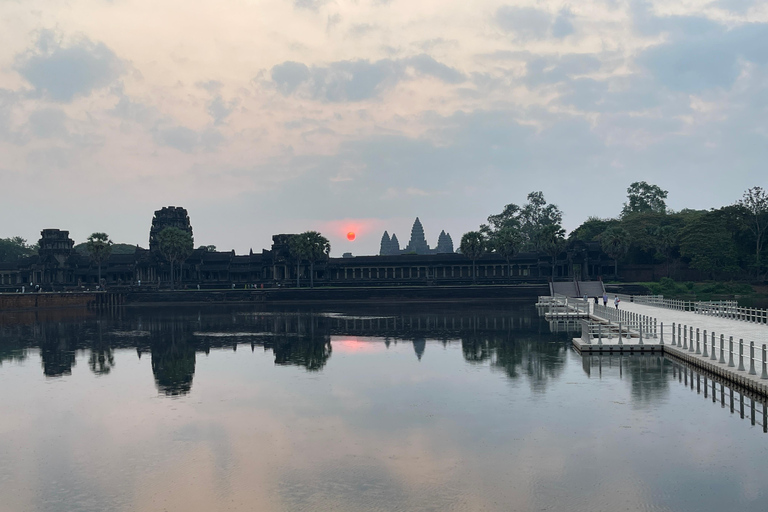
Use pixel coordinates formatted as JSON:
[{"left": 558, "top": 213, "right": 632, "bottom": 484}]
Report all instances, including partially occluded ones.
[
  {"left": 2, "top": 303, "right": 768, "bottom": 512},
  {"left": 0, "top": 303, "right": 572, "bottom": 396}
]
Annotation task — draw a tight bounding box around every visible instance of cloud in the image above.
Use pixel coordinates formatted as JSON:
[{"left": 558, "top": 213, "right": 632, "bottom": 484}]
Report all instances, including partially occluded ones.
[
  {"left": 207, "top": 95, "right": 237, "bottom": 125},
  {"left": 525, "top": 53, "right": 602, "bottom": 87},
  {"left": 270, "top": 55, "right": 465, "bottom": 101},
  {"left": 407, "top": 54, "right": 465, "bottom": 84},
  {"left": 552, "top": 8, "right": 575, "bottom": 38},
  {"left": 271, "top": 61, "right": 312, "bottom": 94},
  {"left": 28, "top": 108, "right": 69, "bottom": 139},
  {"left": 293, "top": 0, "right": 329, "bottom": 11},
  {"left": 153, "top": 126, "right": 223, "bottom": 152},
  {"left": 714, "top": 0, "right": 756, "bottom": 14},
  {"left": 0, "top": 89, "right": 19, "bottom": 137},
  {"left": 495, "top": 6, "right": 574, "bottom": 40},
  {"left": 639, "top": 21, "right": 768, "bottom": 92},
  {"left": 15, "top": 30, "right": 123, "bottom": 102}
]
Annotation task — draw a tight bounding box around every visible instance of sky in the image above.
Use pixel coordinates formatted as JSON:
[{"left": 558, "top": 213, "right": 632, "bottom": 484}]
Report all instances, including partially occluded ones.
[{"left": 0, "top": 0, "right": 766, "bottom": 256}]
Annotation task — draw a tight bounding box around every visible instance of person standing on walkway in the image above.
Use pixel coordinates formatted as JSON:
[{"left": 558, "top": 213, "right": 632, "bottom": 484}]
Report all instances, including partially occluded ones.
[
  {"left": 614, "top": 295, "right": 620, "bottom": 309},
  {"left": 603, "top": 293, "right": 608, "bottom": 307}
]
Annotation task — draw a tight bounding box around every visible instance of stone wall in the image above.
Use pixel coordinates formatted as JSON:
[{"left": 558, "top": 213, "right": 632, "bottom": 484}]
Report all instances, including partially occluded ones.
[{"left": 0, "top": 293, "right": 96, "bottom": 311}]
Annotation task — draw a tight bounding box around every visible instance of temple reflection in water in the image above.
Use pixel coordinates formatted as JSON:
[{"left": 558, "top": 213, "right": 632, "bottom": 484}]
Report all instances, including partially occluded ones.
[{"left": 0, "top": 303, "right": 573, "bottom": 396}]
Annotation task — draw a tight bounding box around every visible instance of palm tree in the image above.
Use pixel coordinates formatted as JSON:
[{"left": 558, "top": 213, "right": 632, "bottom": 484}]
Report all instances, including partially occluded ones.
[
  {"left": 460, "top": 231, "right": 486, "bottom": 284},
  {"left": 157, "top": 227, "right": 194, "bottom": 290},
  {"left": 290, "top": 231, "right": 331, "bottom": 288},
  {"left": 601, "top": 227, "right": 631, "bottom": 277},
  {"left": 304, "top": 231, "right": 330, "bottom": 288},
  {"left": 288, "top": 234, "right": 309, "bottom": 288},
  {"left": 86, "top": 232, "right": 113, "bottom": 287}
]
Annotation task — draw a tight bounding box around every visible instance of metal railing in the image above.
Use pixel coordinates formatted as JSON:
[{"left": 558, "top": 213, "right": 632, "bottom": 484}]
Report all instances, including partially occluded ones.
[
  {"left": 667, "top": 322, "right": 768, "bottom": 379},
  {"left": 695, "top": 302, "right": 768, "bottom": 325},
  {"left": 538, "top": 294, "right": 590, "bottom": 318},
  {"left": 592, "top": 303, "right": 658, "bottom": 339},
  {"left": 616, "top": 294, "right": 768, "bottom": 326}
]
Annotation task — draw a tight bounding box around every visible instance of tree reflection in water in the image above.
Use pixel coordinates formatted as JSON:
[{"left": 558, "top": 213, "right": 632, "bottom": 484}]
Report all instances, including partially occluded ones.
[{"left": 0, "top": 303, "right": 574, "bottom": 395}]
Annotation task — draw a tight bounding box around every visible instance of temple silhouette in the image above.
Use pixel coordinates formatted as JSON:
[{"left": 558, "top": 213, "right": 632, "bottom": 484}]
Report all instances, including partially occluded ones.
[
  {"left": 379, "top": 218, "right": 454, "bottom": 255},
  {"left": 0, "top": 206, "right": 613, "bottom": 290}
]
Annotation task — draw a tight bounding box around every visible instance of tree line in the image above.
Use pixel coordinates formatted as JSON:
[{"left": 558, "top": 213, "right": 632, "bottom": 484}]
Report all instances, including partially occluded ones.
[
  {"left": 460, "top": 183, "right": 768, "bottom": 282},
  {"left": 2, "top": 184, "right": 766, "bottom": 285}
]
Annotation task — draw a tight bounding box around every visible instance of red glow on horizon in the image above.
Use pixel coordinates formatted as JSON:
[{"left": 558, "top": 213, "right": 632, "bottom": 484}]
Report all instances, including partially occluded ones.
[{"left": 333, "top": 338, "right": 383, "bottom": 353}]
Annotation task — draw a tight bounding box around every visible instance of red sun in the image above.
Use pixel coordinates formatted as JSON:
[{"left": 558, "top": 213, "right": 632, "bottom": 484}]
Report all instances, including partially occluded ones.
[{"left": 347, "top": 232, "right": 356, "bottom": 241}]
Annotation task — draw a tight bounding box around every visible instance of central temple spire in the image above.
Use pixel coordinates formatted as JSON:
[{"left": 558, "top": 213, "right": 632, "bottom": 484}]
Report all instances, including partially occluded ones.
[{"left": 405, "top": 217, "right": 429, "bottom": 255}]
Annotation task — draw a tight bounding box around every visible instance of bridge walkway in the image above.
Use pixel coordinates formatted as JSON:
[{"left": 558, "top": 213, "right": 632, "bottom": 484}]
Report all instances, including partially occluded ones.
[{"left": 574, "top": 300, "right": 768, "bottom": 396}]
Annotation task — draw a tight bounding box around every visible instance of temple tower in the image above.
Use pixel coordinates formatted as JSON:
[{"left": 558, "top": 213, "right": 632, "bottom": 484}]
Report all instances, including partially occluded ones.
[
  {"left": 436, "top": 230, "right": 454, "bottom": 253},
  {"left": 38, "top": 229, "right": 74, "bottom": 266},
  {"left": 390, "top": 234, "right": 400, "bottom": 254},
  {"left": 380, "top": 231, "right": 391, "bottom": 256},
  {"left": 149, "top": 206, "right": 193, "bottom": 253},
  {"left": 405, "top": 217, "right": 429, "bottom": 255}
]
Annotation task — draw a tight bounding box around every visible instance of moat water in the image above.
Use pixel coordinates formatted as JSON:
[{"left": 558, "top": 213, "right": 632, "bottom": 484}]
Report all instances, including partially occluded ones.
[{"left": 1, "top": 302, "right": 766, "bottom": 512}]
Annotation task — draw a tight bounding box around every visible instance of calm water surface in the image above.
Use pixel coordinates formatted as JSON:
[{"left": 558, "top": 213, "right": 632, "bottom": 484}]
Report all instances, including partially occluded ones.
[{"left": 1, "top": 302, "right": 766, "bottom": 512}]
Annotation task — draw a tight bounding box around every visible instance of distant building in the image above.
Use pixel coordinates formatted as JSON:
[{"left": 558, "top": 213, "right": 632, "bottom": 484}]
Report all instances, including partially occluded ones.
[
  {"left": 379, "top": 218, "right": 454, "bottom": 256},
  {"left": 436, "top": 230, "right": 454, "bottom": 254},
  {"left": 0, "top": 207, "right": 620, "bottom": 291},
  {"left": 379, "top": 231, "right": 401, "bottom": 256},
  {"left": 149, "top": 206, "right": 193, "bottom": 253}
]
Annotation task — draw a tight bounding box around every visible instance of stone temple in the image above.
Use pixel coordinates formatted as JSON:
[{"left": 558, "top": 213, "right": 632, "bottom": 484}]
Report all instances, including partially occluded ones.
[
  {"left": 379, "top": 218, "right": 454, "bottom": 255},
  {"left": 0, "top": 206, "right": 615, "bottom": 290}
]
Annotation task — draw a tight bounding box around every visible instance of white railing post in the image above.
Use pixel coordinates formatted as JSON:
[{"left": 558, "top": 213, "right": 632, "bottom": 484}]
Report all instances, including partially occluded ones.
[
  {"left": 683, "top": 325, "right": 688, "bottom": 350},
  {"left": 702, "top": 330, "right": 708, "bottom": 357},
  {"left": 710, "top": 331, "right": 717, "bottom": 361},
  {"left": 719, "top": 334, "right": 725, "bottom": 364},
  {"left": 695, "top": 328, "right": 701, "bottom": 355},
  {"left": 728, "top": 337, "right": 735, "bottom": 367},
  {"left": 749, "top": 342, "right": 757, "bottom": 375},
  {"left": 762, "top": 345, "right": 768, "bottom": 380},
  {"left": 618, "top": 322, "right": 623, "bottom": 346},
  {"left": 738, "top": 339, "right": 745, "bottom": 372},
  {"left": 660, "top": 322, "right": 664, "bottom": 346}
]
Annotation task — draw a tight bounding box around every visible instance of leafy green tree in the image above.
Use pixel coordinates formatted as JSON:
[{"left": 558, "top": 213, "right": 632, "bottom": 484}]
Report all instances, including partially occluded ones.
[
  {"left": 488, "top": 226, "right": 523, "bottom": 281},
  {"left": 460, "top": 231, "right": 486, "bottom": 283},
  {"left": 621, "top": 181, "right": 668, "bottom": 217},
  {"left": 520, "top": 191, "right": 564, "bottom": 251},
  {"left": 86, "top": 232, "right": 113, "bottom": 285},
  {"left": 0, "top": 236, "right": 36, "bottom": 262},
  {"left": 568, "top": 216, "right": 616, "bottom": 242},
  {"left": 539, "top": 225, "right": 567, "bottom": 278},
  {"left": 679, "top": 210, "right": 740, "bottom": 279},
  {"left": 484, "top": 191, "right": 563, "bottom": 251},
  {"left": 600, "top": 227, "right": 631, "bottom": 277},
  {"left": 157, "top": 227, "right": 194, "bottom": 290},
  {"left": 738, "top": 186, "right": 768, "bottom": 277},
  {"left": 653, "top": 225, "right": 679, "bottom": 277},
  {"left": 198, "top": 245, "right": 217, "bottom": 252}
]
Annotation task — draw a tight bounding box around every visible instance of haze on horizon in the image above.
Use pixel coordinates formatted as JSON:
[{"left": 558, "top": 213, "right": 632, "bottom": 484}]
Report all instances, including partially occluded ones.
[{"left": 1, "top": 0, "right": 766, "bottom": 256}]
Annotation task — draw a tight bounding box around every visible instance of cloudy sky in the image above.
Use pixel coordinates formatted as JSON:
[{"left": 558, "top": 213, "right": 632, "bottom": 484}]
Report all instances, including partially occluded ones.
[{"left": 0, "top": 0, "right": 766, "bottom": 255}]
